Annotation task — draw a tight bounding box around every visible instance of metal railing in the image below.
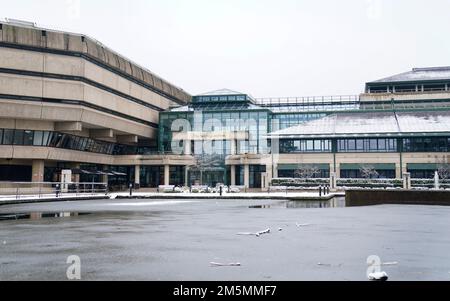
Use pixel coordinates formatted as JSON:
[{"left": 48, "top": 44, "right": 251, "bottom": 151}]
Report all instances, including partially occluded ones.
[
  {"left": 255, "top": 95, "right": 359, "bottom": 106},
  {"left": 0, "top": 182, "right": 108, "bottom": 200}
]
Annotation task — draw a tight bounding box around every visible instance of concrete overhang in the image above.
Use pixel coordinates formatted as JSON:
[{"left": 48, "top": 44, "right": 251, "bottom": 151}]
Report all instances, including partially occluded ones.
[
  {"left": 90, "top": 129, "right": 114, "bottom": 139},
  {"left": 55, "top": 121, "right": 82, "bottom": 132}
]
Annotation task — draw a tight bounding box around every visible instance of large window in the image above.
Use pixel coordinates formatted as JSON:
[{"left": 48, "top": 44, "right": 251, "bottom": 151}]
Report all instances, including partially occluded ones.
[
  {"left": 403, "top": 137, "right": 450, "bottom": 152},
  {"left": 0, "top": 128, "right": 142, "bottom": 156},
  {"left": 340, "top": 169, "right": 395, "bottom": 179},
  {"left": 279, "top": 139, "right": 332, "bottom": 153},
  {"left": 338, "top": 138, "right": 397, "bottom": 152}
]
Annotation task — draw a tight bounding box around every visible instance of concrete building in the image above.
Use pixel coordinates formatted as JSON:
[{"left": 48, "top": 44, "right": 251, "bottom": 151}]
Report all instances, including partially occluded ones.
[
  {"left": 0, "top": 19, "right": 190, "bottom": 188},
  {"left": 1, "top": 19, "right": 450, "bottom": 190}
]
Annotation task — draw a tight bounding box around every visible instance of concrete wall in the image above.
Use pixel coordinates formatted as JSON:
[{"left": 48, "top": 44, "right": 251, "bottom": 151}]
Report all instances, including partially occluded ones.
[
  {"left": 360, "top": 91, "right": 450, "bottom": 102},
  {"left": 0, "top": 22, "right": 191, "bottom": 104},
  {"left": 346, "top": 189, "right": 450, "bottom": 207}
]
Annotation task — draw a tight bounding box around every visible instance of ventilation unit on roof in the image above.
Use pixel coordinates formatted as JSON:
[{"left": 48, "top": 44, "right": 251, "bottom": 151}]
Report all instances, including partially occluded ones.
[
  {"left": 412, "top": 66, "right": 450, "bottom": 72},
  {"left": 5, "top": 18, "right": 36, "bottom": 27}
]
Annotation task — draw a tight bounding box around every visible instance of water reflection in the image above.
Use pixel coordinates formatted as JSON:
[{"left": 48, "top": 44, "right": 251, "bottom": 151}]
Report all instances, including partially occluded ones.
[
  {"left": 249, "top": 197, "right": 346, "bottom": 209},
  {"left": 0, "top": 212, "right": 91, "bottom": 221}
]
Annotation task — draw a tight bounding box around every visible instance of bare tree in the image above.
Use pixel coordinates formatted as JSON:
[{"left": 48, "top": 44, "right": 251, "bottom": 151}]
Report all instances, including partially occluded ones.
[
  {"left": 359, "top": 165, "right": 379, "bottom": 179},
  {"left": 436, "top": 157, "right": 450, "bottom": 180},
  {"left": 294, "top": 165, "right": 321, "bottom": 179}
]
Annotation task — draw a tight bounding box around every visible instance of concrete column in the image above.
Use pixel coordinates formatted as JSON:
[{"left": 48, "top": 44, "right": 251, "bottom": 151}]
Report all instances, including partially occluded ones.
[
  {"left": 230, "top": 139, "right": 237, "bottom": 155},
  {"left": 31, "top": 160, "right": 45, "bottom": 182},
  {"left": 184, "top": 140, "right": 191, "bottom": 155},
  {"left": 101, "top": 167, "right": 108, "bottom": 184},
  {"left": 244, "top": 164, "right": 250, "bottom": 189},
  {"left": 273, "top": 164, "right": 278, "bottom": 179},
  {"left": 164, "top": 165, "right": 170, "bottom": 186},
  {"left": 395, "top": 163, "right": 402, "bottom": 179},
  {"left": 185, "top": 166, "right": 189, "bottom": 186},
  {"left": 71, "top": 163, "right": 80, "bottom": 183},
  {"left": 403, "top": 172, "right": 411, "bottom": 190},
  {"left": 230, "top": 165, "right": 236, "bottom": 186},
  {"left": 134, "top": 165, "right": 140, "bottom": 185},
  {"left": 265, "top": 164, "right": 273, "bottom": 184},
  {"left": 330, "top": 172, "right": 337, "bottom": 191}
]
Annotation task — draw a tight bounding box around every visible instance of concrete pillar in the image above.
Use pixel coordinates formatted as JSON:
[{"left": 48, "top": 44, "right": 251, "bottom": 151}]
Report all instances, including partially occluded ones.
[
  {"left": 184, "top": 140, "right": 191, "bottom": 155},
  {"left": 330, "top": 172, "right": 337, "bottom": 191},
  {"left": 273, "top": 164, "right": 278, "bottom": 179},
  {"left": 164, "top": 165, "right": 170, "bottom": 186},
  {"left": 395, "top": 163, "right": 402, "bottom": 179},
  {"left": 134, "top": 165, "right": 140, "bottom": 185},
  {"left": 185, "top": 166, "right": 189, "bottom": 186},
  {"left": 244, "top": 164, "right": 250, "bottom": 189},
  {"left": 230, "top": 139, "right": 237, "bottom": 155},
  {"left": 31, "top": 160, "right": 45, "bottom": 182},
  {"left": 403, "top": 172, "right": 411, "bottom": 190},
  {"left": 101, "top": 171, "right": 108, "bottom": 184},
  {"left": 265, "top": 164, "right": 273, "bottom": 184},
  {"left": 71, "top": 163, "right": 80, "bottom": 183},
  {"left": 230, "top": 165, "right": 236, "bottom": 186}
]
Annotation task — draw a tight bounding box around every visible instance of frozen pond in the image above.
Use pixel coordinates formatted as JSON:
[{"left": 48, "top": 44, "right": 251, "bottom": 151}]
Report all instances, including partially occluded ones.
[{"left": 0, "top": 198, "right": 450, "bottom": 281}]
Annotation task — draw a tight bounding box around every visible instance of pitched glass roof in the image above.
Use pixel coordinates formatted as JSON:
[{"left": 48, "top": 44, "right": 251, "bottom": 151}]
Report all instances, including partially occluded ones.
[
  {"left": 199, "top": 89, "right": 247, "bottom": 96},
  {"left": 269, "top": 110, "right": 450, "bottom": 138},
  {"left": 168, "top": 102, "right": 265, "bottom": 112}
]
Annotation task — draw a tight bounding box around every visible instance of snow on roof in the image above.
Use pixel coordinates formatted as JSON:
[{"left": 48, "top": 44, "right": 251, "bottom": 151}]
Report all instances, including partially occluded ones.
[
  {"left": 270, "top": 110, "right": 450, "bottom": 138},
  {"left": 369, "top": 67, "right": 450, "bottom": 84}
]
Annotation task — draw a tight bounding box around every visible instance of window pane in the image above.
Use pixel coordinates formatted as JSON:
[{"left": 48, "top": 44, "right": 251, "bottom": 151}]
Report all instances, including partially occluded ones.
[
  {"left": 13, "top": 130, "right": 24, "bottom": 145},
  {"left": 23, "top": 130, "right": 33, "bottom": 145},
  {"left": 33, "top": 131, "right": 43, "bottom": 146}
]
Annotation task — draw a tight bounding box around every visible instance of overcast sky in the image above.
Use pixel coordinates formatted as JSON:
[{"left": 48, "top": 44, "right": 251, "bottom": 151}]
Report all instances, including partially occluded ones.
[{"left": 1, "top": 0, "right": 450, "bottom": 98}]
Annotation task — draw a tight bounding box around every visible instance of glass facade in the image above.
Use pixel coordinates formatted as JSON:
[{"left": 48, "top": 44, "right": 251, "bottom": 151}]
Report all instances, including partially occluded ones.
[
  {"left": 272, "top": 113, "right": 328, "bottom": 130},
  {"left": 338, "top": 138, "right": 397, "bottom": 153},
  {"left": 159, "top": 110, "right": 270, "bottom": 155},
  {"left": 403, "top": 137, "right": 450, "bottom": 152},
  {"left": 279, "top": 139, "right": 332, "bottom": 153},
  {"left": 0, "top": 128, "right": 158, "bottom": 155}
]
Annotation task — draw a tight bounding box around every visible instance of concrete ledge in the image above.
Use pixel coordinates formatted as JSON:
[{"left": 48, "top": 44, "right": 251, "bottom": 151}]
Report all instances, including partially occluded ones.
[
  {"left": 346, "top": 189, "right": 450, "bottom": 207},
  {"left": 115, "top": 193, "right": 345, "bottom": 201},
  {"left": 0, "top": 195, "right": 110, "bottom": 206}
]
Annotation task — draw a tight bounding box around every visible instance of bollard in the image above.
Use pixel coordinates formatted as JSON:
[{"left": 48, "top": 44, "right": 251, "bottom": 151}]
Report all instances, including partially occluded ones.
[
  {"left": 319, "top": 186, "right": 322, "bottom": 197},
  {"left": 220, "top": 185, "right": 223, "bottom": 197},
  {"left": 56, "top": 184, "right": 60, "bottom": 198},
  {"left": 129, "top": 183, "right": 133, "bottom": 197}
]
